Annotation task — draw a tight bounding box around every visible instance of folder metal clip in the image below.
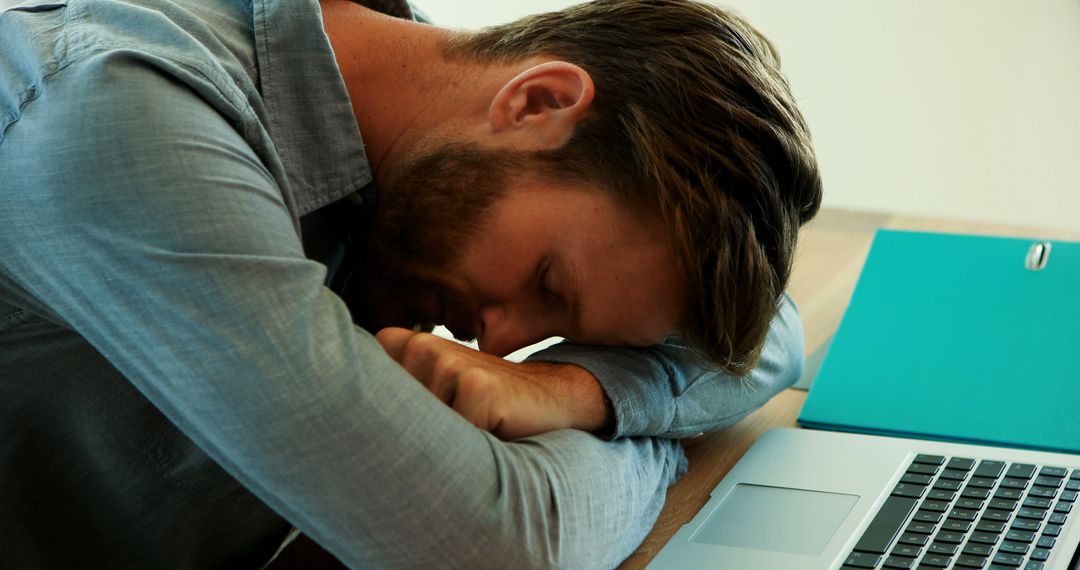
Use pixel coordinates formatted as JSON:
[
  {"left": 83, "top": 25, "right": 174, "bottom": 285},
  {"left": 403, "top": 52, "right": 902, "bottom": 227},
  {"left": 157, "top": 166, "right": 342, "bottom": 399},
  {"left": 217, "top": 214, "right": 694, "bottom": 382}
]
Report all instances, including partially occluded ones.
[{"left": 1025, "top": 241, "right": 1052, "bottom": 271}]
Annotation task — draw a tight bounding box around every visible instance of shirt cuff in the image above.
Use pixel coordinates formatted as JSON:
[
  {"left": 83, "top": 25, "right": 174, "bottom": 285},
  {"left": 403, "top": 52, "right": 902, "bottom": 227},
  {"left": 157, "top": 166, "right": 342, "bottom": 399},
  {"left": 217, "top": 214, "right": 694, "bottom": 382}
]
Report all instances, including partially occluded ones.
[{"left": 528, "top": 343, "right": 676, "bottom": 440}]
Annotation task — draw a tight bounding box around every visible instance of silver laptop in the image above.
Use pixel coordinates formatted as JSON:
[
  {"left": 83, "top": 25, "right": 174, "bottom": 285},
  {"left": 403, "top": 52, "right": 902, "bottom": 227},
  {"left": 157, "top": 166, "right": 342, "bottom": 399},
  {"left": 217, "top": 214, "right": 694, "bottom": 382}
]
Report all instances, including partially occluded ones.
[{"left": 649, "top": 428, "right": 1080, "bottom": 569}]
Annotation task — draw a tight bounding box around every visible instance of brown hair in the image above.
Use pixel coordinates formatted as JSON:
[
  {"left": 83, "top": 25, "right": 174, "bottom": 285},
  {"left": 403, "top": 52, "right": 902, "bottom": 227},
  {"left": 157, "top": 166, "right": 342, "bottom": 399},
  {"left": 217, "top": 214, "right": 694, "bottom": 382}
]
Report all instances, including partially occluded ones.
[{"left": 445, "top": 0, "right": 822, "bottom": 374}]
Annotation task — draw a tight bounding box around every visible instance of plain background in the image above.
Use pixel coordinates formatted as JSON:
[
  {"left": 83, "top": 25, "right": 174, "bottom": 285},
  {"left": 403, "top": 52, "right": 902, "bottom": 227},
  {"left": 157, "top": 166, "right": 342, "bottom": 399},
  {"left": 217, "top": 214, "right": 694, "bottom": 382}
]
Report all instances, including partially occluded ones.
[{"left": 414, "top": 0, "right": 1080, "bottom": 234}]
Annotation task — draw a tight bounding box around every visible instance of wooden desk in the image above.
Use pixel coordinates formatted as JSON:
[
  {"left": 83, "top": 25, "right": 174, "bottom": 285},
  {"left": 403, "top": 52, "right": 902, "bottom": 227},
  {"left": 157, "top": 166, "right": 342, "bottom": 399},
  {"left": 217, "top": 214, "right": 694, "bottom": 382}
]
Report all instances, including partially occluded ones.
[{"left": 618, "top": 208, "right": 1080, "bottom": 569}]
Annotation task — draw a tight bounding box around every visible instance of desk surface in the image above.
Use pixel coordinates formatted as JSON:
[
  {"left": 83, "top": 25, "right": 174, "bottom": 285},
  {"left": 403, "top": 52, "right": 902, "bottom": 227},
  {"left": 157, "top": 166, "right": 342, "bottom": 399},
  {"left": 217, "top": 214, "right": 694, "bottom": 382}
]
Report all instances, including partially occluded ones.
[{"left": 617, "top": 209, "right": 1080, "bottom": 569}]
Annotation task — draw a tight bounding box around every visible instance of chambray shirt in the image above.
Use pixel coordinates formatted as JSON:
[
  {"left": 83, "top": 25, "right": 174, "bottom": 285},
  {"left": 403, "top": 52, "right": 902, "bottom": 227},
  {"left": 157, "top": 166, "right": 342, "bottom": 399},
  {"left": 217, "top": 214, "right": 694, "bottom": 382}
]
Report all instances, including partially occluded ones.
[{"left": 0, "top": 0, "right": 804, "bottom": 567}]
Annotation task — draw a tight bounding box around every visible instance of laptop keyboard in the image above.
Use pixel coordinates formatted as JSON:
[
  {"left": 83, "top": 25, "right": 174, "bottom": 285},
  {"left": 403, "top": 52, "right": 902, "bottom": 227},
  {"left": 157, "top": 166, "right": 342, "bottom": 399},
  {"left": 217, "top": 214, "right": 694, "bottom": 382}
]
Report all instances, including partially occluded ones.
[{"left": 841, "top": 454, "right": 1078, "bottom": 570}]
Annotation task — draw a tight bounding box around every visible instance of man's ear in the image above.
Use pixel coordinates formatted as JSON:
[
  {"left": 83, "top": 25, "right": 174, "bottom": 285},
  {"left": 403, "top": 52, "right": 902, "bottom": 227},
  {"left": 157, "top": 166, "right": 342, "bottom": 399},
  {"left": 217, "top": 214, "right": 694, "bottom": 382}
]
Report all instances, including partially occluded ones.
[{"left": 488, "top": 61, "right": 595, "bottom": 151}]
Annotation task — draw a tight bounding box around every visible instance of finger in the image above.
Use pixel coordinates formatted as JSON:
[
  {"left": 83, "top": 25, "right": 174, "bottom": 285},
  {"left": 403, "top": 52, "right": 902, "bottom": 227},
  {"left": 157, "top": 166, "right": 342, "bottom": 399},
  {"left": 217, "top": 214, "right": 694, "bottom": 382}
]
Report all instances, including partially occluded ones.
[
  {"left": 373, "top": 327, "right": 417, "bottom": 362},
  {"left": 396, "top": 333, "right": 462, "bottom": 403},
  {"left": 450, "top": 368, "right": 500, "bottom": 433}
]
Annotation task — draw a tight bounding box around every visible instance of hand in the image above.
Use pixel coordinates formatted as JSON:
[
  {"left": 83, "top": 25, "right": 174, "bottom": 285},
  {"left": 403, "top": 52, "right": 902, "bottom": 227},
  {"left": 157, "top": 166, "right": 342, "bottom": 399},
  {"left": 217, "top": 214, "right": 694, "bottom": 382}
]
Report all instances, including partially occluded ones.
[{"left": 375, "top": 327, "right": 613, "bottom": 440}]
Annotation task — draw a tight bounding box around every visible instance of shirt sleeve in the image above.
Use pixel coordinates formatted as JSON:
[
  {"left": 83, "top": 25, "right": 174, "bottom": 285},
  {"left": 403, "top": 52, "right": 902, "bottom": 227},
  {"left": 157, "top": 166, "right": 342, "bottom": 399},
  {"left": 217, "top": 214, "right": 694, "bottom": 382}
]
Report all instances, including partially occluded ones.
[
  {"left": 0, "top": 53, "right": 683, "bottom": 568},
  {"left": 529, "top": 295, "right": 805, "bottom": 439}
]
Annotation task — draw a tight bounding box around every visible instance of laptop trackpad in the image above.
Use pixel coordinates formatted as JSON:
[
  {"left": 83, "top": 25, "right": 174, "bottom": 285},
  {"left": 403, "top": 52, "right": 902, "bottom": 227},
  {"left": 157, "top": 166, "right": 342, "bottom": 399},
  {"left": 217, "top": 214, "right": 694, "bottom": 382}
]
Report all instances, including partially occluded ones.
[{"left": 690, "top": 484, "right": 859, "bottom": 555}]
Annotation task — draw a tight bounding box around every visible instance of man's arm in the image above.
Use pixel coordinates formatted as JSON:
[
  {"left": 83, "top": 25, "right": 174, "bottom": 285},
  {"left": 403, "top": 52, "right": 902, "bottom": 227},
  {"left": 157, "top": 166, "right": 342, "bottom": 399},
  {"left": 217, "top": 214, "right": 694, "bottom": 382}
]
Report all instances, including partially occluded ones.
[
  {"left": 389, "top": 298, "right": 803, "bottom": 441},
  {"left": 0, "top": 55, "right": 680, "bottom": 568},
  {"left": 531, "top": 297, "right": 805, "bottom": 439}
]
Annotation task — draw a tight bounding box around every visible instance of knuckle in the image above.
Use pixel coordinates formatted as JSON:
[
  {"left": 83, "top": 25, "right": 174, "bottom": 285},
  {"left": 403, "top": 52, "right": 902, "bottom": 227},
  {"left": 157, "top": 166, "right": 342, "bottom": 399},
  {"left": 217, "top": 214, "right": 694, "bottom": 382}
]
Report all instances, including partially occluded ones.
[
  {"left": 457, "top": 369, "right": 494, "bottom": 398},
  {"left": 402, "top": 332, "right": 441, "bottom": 357},
  {"left": 434, "top": 354, "right": 463, "bottom": 379},
  {"left": 373, "top": 327, "right": 400, "bottom": 346}
]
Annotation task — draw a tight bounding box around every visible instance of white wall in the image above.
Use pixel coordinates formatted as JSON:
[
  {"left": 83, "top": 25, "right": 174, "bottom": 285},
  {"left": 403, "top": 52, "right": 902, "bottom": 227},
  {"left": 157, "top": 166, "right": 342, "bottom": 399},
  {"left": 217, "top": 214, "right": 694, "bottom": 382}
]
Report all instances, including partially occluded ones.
[{"left": 414, "top": 0, "right": 1080, "bottom": 233}]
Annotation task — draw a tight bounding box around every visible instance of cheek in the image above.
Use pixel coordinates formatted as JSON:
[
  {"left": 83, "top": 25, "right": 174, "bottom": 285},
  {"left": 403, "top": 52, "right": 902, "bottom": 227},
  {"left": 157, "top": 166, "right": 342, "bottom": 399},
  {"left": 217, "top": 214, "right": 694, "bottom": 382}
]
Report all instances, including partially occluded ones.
[{"left": 605, "top": 259, "right": 685, "bottom": 344}]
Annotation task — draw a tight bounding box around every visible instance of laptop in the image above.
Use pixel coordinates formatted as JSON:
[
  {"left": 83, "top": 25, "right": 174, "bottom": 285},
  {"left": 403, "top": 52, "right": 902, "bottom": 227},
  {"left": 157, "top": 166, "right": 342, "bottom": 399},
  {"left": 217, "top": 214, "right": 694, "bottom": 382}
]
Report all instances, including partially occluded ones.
[{"left": 648, "top": 231, "right": 1080, "bottom": 570}]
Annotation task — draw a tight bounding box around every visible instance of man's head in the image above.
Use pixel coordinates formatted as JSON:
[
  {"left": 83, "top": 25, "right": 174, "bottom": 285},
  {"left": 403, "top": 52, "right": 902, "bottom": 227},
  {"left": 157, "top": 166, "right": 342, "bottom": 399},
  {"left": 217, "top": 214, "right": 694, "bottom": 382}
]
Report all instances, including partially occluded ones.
[{"left": 355, "top": 0, "right": 821, "bottom": 374}]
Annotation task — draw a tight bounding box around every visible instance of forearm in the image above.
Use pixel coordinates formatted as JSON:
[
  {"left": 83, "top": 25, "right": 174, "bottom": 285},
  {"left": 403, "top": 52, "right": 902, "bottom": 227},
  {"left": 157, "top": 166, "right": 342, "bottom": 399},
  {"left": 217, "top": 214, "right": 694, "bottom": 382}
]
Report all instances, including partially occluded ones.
[
  {"left": 198, "top": 326, "right": 683, "bottom": 568},
  {"left": 531, "top": 295, "right": 805, "bottom": 439}
]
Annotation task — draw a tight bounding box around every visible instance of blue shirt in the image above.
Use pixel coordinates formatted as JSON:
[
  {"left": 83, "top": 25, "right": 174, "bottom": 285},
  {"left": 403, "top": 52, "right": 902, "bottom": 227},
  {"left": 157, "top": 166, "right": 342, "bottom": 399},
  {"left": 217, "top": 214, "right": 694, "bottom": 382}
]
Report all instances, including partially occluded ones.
[{"left": 0, "top": 0, "right": 804, "bottom": 567}]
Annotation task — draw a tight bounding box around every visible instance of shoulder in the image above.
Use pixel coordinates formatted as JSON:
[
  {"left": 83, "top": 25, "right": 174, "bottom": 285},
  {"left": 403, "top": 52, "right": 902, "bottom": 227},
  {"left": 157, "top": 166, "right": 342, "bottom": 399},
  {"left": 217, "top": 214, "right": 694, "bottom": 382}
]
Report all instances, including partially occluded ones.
[{"left": 0, "top": 0, "right": 259, "bottom": 145}]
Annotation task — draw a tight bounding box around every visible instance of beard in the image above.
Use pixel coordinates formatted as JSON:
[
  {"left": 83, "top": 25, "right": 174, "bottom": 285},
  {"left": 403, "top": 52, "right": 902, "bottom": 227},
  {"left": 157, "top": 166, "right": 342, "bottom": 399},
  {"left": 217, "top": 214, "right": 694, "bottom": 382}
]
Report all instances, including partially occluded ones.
[{"left": 343, "top": 142, "right": 524, "bottom": 335}]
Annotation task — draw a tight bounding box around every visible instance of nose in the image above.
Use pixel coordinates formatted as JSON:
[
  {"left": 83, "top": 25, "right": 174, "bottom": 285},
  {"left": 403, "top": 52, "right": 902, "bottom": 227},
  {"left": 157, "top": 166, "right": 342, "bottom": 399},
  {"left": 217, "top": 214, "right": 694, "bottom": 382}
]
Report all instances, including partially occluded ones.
[{"left": 476, "top": 303, "right": 549, "bottom": 357}]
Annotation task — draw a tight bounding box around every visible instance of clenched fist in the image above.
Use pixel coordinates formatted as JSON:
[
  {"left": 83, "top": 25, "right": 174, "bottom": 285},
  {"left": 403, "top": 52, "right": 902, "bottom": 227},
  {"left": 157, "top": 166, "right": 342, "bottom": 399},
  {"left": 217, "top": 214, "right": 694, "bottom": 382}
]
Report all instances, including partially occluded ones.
[{"left": 375, "top": 327, "right": 613, "bottom": 440}]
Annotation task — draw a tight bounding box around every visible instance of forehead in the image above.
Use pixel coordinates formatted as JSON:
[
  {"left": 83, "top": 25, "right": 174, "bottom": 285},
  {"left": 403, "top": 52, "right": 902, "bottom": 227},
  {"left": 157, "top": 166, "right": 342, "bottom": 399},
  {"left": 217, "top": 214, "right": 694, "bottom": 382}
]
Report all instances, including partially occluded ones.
[{"left": 472, "top": 183, "right": 686, "bottom": 345}]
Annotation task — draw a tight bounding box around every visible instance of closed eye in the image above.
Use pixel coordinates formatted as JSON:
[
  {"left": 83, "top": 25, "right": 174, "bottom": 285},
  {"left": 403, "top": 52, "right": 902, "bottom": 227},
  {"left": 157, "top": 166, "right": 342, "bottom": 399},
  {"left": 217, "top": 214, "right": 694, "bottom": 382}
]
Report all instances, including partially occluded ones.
[
  {"left": 537, "top": 259, "right": 561, "bottom": 303},
  {"left": 537, "top": 258, "right": 552, "bottom": 294}
]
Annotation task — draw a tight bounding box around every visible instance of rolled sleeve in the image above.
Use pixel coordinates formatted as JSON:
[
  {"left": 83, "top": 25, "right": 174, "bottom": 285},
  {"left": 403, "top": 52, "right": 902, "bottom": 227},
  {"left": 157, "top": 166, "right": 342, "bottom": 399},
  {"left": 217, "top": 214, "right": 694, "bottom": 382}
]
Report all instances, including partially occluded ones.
[{"left": 532, "top": 295, "right": 805, "bottom": 439}]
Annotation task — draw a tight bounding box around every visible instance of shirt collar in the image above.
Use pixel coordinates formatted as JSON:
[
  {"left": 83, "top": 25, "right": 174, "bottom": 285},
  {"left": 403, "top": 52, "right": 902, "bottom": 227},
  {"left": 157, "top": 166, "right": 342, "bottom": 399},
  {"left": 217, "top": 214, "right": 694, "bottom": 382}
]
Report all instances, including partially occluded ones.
[{"left": 252, "top": 0, "right": 415, "bottom": 216}]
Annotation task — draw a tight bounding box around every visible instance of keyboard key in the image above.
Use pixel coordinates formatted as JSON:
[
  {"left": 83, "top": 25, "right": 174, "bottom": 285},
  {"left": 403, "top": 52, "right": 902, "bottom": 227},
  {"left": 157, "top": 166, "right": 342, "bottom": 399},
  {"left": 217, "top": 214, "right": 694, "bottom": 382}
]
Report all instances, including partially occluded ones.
[
  {"left": 1030, "top": 547, "right": 1051, "bottom": 561},
  {"left": 1000, "top": 478, "right": 1030, "bottom": 490},
  {"left": 908, "top": 463, "right": 940, "bottom": 476},
  {"left": 998, "top": 541, "right": 1029, "bottom": 555},
  {"left": 913, "top": 511, "right": 942, "bottom": 523},
  {"left": 943, "top": 520, "right": 972, "bottom": 532},
  {"left": 989, "top": 498, "right": 1017, "bottom": 511},
  {"left": 1036, "top": 536, "right": 1055, "bottom": 548},
  {"left": 948, "top": 458, "right": 976, "bottom": 471},
  {"left": 844, "top": 551, "right": 881, "bottom": 568},
  {"left": 1028, "top": 486, "right": 1057, "bottom": 499},
  {"left": 963, "top": 543, "right": 994, "bottom": 556},
  {"left": 935, "top": 479, "right": 963, "bottom": 491},
  {"left": 955, "top": 554, "right": 988, "bottom": 568},
  {"left": 1011, "top": 519, "right": 1041, "bottom": 532},
  {"left": 941, "top": 468, "right": 970, "bottom": 481},
  {"left": 981, "top": 509, "right": 1011, "bottom": 522},
  {"left": 920, "top": 554, "right": 952, "bottom": 567},
  {"left": 914, "top": 454, "right": 946, "bottom": 466},
  {"left": 968, "top": 477, "right": 996, "bottom": 489},
  {"left": 993, "top": 552, "right": 1025, "bottom": 567},
  {"left": 1017, "top": 508, "right": 1047, "bottom": 520},
  {"left": 901, "top": 473, "right": 934, "bottom": 486},
  {"left": 920, "top": 500, "right": 950, "bottom": 513},
  {"left": 994, "top": 488, "right": 1023, "bottom": 500},
  {"left": 975, "top": 520, "right": 1005, "bottom": 533},
  {"left": 969, "top": 532, "right": 999, "bottom": 545},
  {"left": 1023, "top": 497, "right": 1052, "bottom": 509},
  {"left": 927, "top": 542, "right": 958, "bottom": 555},
  {"left": 1005, "top": 529, "right": 1035, "bottom": 543},
  {"left": 1060, "top": 490, "right": 1077, "bottom": 502},
  {"left": 853, "top": 496, "right": 917, "bottom": 554},
  {"left": 975, "top": 460, "right": 1006, "bottom": 478},
  {"left": 1034, "top": 475, "right": 1063, "bottom": 488},
  {"left": 893, "top": 483, "right": 927, "bottom": 499},
  {"left": 1042, "top": 524, "right": 1062, "bottom": 537},
  {"left": 958, "top": 498, "right": 987, "bottom": 510},
  {"left": 1006, "top": 464, "right": 1037, "bottom": 479},
  {"left": 934, "top": 530, "right": 965, "bottom": 544},
  {"left": 1040, "top": 466, "right": 1068, "bottom": 478},
  {"left": 883, "top": 555, "right": 915, "bottom": 569},
  {"left": 928, "top": 489, "right": 956, "bottom": 501},
  {"left": 1048, "top": 513, "right": 1067, "bottom": 525},
  {"left": 891, "top": 544, "right": 922, "bottom": 558},
  {"left": 1067, "top": 480, "right": 1080, "bottom": 491},
  {"left": 1054, "top": 502, "right": 1073, "bottom": 514},
  {"left": 948, "top": 508, "right": 978, "bottom": 521},
  {"left": 1071, "top": 469, "right": 1080, "bottom": 480},
  {"left": 906, "top": 521, "right": 935, "bottom": 534},
  {"left": 898, "top": 532, "right": 928, "bottom": 546},
  {"left": 1025, "top": 561, "right": 1045, "bottom": 570}
]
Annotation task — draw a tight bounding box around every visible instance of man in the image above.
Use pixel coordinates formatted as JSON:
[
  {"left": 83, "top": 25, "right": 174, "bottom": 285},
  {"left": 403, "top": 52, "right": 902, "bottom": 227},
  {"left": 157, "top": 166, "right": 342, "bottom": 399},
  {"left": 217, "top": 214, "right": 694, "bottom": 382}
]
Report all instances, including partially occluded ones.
[{"left": 0, "top": 0, "right": 820, "bottom": 568}]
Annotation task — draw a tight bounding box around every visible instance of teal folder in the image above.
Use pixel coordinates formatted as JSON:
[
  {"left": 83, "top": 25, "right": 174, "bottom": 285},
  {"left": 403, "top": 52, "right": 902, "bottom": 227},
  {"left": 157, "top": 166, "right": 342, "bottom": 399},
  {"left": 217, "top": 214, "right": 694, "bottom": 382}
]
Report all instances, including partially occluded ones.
[{"left": 798, "top": 229, "right": 1080, "bottom": 454}]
